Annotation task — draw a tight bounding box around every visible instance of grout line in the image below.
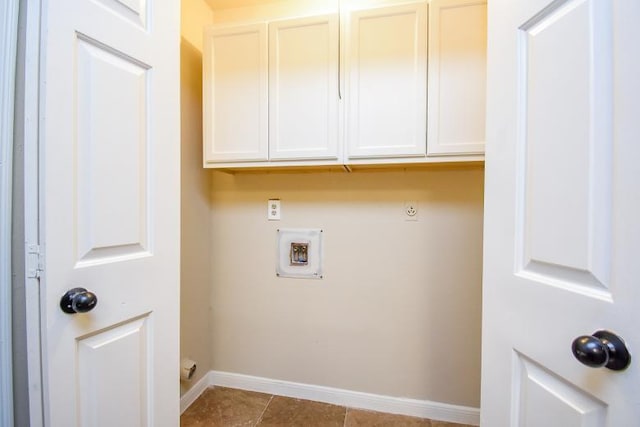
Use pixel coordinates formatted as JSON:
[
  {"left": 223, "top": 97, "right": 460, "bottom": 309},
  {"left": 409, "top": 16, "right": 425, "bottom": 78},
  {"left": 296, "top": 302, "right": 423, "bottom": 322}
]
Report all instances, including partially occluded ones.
[{"left": 254, "top": 394, "right": 274, "bottom": 426}]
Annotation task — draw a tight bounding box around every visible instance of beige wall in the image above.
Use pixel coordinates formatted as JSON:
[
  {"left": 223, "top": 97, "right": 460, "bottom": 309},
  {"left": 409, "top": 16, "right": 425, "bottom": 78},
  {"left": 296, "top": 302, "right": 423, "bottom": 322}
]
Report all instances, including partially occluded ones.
[
  {"left": 213, "top": 0, "right": 337, "bottom": 23},
  {"left": 209, "top": 167, "right": 484, "bottom": 407},
  {"left": 180, "top": 0, "right": 214, "bottom": 395},
  {"left": 182, "top": 0, "right": 213, "bottom": 51}
]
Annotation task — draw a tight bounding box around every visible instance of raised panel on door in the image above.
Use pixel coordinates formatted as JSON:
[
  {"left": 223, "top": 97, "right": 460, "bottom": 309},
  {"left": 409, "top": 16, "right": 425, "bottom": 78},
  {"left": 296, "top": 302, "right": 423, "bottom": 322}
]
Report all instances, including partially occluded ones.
[
  {"left": 513, "top": 353, "right": 606, "bottom": 426},
  {"left": 427, "top": 0, "right": 486, "bottom": 156},
  {"left": 269, "top": 14, "right": 339, "bottom": 161},
  {"left": 41, "top": 0, "right": 180, "bottom": 425},
  {"left": 482, "top": 0, "right": 640, "bottom": 425},
  {"left": 346, "top": 2, "right": 427, "bottom": 159},
  {"left": 77, "top": 316, "right": 152, "bottom": 426},
  {"left": 516, "top": 0, "right": 613, "bottom": 296},
  {"left": 75, "top": 35, "right": 150, "bottom": 266},
  {"left": 203, "top": 24, "right": 268, "bottom": 164}
]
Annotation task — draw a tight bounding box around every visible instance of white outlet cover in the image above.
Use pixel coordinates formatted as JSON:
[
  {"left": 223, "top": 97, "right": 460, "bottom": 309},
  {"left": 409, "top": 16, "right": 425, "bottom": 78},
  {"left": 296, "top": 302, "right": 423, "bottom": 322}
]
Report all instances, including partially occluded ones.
[
  {"left": 276, "top": 229, "right": 323, "bottom": 279},
  {"left": 268, "top": 199, "right": 281, "bottom": 220}
]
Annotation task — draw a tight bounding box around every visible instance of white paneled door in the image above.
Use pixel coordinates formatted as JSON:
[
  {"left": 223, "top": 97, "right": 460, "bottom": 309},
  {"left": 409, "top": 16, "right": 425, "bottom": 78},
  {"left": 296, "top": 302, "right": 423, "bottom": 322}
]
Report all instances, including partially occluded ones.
[
  {"left": 482, "top": 0, "right": 640, "bottom": 425},
  {"left": 40, "top": 0, "right": 180, "bottom": 426}
]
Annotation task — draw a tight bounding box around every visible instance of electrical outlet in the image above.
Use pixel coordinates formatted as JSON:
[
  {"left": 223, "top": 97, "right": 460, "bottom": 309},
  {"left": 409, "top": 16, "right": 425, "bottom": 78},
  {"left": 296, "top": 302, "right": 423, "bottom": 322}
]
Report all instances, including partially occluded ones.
[
  {"left": 404, "top": 201, "right": 418, "bottom": 221},
  {"left": 268, "top": 199, "right": 281, "bottom": 220}
]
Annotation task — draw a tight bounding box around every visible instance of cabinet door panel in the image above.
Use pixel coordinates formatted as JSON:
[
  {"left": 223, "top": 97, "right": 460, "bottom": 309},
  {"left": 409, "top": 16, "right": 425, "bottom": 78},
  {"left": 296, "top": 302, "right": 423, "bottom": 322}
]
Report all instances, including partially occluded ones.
[
  {"left": 269, "top": 15, "right": 339, "bottom": 161},
  {"left": 427, "top": 0, "right": 487, "bottom": 156},
  {"left": 203, "top": 24, "right": 268, "bottom": 163},
  {"left": 346, "top": 2, "right": 427, "bottom": 159}
]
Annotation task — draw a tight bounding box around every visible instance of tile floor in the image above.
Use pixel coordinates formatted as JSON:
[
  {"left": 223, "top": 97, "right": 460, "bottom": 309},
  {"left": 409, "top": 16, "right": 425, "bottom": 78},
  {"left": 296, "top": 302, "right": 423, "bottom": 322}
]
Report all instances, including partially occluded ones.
[{"left": 181, "top": 387, "right": 475, "bottom": 427}]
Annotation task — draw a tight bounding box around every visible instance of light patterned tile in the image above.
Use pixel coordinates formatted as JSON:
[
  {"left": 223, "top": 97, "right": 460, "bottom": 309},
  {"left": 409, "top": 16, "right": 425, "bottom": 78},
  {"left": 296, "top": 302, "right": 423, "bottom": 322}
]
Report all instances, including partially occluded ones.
[
  {"left": 181, "top": 386, "right": 475, "bottom": 427},
  {"left": 180, "top": 387, "right": 272, "bottom": 427},
  {"left": 431, "top": 421, "right": 475, "bottom": 427},
  {"left": 257, "top": 396, "right": 346, "bottom": 427},
  {"left": 345, "top": 408, "right": 432, "bottom": 426}
]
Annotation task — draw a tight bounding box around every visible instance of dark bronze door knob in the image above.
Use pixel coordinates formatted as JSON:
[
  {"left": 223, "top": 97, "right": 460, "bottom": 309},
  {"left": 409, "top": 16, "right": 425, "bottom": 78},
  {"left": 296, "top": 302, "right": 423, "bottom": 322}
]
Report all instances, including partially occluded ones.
[
  {"left": 571, "top": 330, "right": 631, "bottom": 371},
  {"left": 60, "top": 287, "right": 98, "bottom": 314}
]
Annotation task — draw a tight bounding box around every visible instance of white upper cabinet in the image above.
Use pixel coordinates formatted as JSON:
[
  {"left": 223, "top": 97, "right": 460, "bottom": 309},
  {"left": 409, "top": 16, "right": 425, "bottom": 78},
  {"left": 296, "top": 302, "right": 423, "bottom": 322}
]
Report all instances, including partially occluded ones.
[
  {"left": 345, "top": 2, "right": 428, "bottom": 159},
  {"left": 269, "top": 14, "right": 340, "bottom": 161},
  {"left": 203, "top": 24, "right": 268, "bottom": 164},
  {"left": 427, "top": 0, "right": 487, "bottom": 156},
  {"left": 202, "top": 0, "right": 487, "bottom": 169}
]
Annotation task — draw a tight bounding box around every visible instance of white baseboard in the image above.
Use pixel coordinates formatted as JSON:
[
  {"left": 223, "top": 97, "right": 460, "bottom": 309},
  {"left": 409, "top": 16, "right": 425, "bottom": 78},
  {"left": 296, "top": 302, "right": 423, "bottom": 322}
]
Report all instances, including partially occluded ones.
[
  {"left": 180, "top": 370, "right": 480, "bottom": 425},
  {"left": 180, "top": 373, "right": 212, "bottom": 414}
]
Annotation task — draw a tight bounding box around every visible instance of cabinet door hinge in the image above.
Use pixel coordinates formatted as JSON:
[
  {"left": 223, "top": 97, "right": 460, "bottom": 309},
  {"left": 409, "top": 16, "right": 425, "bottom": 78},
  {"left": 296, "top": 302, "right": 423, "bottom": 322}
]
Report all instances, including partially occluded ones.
[{"left": 27, "top": 244, "right": 43, "bottom": 279}]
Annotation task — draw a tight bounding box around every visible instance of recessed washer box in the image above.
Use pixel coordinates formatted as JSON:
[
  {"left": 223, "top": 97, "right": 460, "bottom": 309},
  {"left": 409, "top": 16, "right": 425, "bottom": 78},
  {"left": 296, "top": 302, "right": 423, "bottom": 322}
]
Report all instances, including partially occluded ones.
[{"left": 276, "top": 229, "right": 323, "bottom": 279}]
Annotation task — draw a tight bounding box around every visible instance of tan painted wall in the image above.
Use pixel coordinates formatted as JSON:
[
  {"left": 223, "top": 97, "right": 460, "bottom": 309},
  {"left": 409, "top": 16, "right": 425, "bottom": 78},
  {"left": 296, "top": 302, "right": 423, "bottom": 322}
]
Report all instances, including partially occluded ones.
[
  {"left": 211, "top": 0, "right": 426, "bottom": 24},
  {"left": 180, "top": 0, "right": 214, "bottom": 396},
  {"left": 212, "top": 0, "right": 337, "bottom": 23},
  {"left": 209, "top": 167, "right": 484, "bottom": 407}
]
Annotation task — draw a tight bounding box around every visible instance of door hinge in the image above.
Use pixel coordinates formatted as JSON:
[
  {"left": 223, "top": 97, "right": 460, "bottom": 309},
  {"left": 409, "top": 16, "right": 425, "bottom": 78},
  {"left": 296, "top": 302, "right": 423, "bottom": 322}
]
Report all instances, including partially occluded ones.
[{"left": 27, "top": 244, "right": 43, "bottom": 279}]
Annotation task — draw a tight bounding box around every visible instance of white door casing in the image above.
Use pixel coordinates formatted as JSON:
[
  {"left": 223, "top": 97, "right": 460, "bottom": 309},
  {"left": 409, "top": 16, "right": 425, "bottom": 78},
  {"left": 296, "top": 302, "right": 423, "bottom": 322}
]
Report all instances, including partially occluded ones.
[
  {"left": 1, "top": 0, "right": 19, "bottom": 426},
  {"left": 40, "top": 1, "right": 180, "bottom": 426},
  {"left": 482, "top": 0, "right": 640, "bottom": 425}
]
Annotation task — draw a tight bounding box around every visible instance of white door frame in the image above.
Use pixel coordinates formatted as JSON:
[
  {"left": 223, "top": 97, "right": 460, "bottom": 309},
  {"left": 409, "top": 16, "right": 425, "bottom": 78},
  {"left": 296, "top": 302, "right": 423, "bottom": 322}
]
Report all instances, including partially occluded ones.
[
  {"left": 9, "top": 0, "right": 46, "bottom": 426},
  {"left": 0, "top": 0, "right": 20, "bottom": 425}
]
